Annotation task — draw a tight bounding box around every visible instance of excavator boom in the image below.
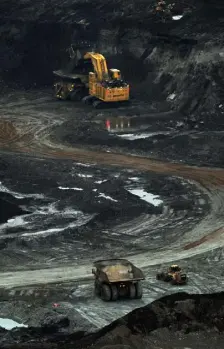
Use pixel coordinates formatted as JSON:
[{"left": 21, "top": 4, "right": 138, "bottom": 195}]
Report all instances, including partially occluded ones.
[{"left": 84, "top": 52, "right": 108, "bottom": 81}]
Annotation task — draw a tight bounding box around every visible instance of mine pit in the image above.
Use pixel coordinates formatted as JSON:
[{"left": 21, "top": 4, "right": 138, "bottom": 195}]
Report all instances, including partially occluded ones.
[{"left": 1, "top": 0, "right": 224, "bottom": 348}]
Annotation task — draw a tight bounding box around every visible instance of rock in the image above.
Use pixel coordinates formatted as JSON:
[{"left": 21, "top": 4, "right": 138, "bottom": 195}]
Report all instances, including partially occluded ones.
[
  {"left": 40, "top": 314, "right": 70, "bottom": 329},
  {"left": 1, "top": 292, "right": 224, "bottom": 348},
  {"left": 110, "top": 325, "right": 131, "bottom": 338},
  {"left": 0, "top": 326, "right": 7, "bottom": 334},
  {"left": 174, "top": 299, "right": 196, "bottom": 320}
]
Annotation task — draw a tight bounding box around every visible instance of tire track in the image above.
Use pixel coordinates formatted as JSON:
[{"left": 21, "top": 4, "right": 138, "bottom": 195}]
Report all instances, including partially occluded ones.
[
  {"left": 0, "top": 92, "right": 224, "bottom": 330},
  {"left": 0, "top": 126, "right": 223, "bottom": 287}
]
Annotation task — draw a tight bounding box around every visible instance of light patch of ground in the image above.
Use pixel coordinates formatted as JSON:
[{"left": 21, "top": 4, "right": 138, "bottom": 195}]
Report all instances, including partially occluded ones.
[{"left": 127, "top": 188, "right": 163, "bottom": 206}]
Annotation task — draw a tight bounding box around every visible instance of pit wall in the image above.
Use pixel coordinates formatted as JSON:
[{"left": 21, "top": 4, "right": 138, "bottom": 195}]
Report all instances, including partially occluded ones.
[{"left": 1, "top": 17, "right": 224, "bottom": 116}]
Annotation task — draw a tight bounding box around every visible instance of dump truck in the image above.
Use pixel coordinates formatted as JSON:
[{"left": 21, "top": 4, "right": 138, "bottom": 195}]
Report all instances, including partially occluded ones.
[
  {"left": 53, "top": 45, "right": 130, "bottom": 108},
  {"left": 92, "top": 258, "right": 145, "bottom": 301},
  {"left": 53, "top": 70, "right": 89, "bottom": 101},
  {"left": 156, "top": 264, "right": 187, "bottom": 285},
  {"left": 53, "top": 44, "right": 91, "bottom": 101}
]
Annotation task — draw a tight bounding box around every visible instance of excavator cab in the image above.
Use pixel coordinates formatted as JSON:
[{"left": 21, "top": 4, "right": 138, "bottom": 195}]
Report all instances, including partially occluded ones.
[
  {"left": 169, "top": 265, "right": 181, "bottom": 273},
  {"left": 109, "top": 69, "right": 121, "bottom": 80}
]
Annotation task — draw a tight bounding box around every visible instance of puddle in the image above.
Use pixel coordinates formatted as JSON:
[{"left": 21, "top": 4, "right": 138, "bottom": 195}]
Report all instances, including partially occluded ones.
[
  {"left": 95, "top": 180, "right": 107, "bottom": 184},
  {"left": 59, "top": 186, "right": 83, "bottom": 191},
  {"left": 97, "top": 192, "right": 118, "bottom": 202},
  {"left": 172, "top": 15, "right": 183, "bottom": 20},
  {"left": 105, "top": 117, "right": 131, "bottom": 132},
  {"left": 127, "top": 189, "right": 163, "bottom": 206},
  {"left": 103, "top": 117, "right": 172, "bottom": 138},
  {"left": 104, "top": 117, "right": 151, "bottom": 133},
  {"left": 77, "top": 174, "right": 93, "bottom": 178},
  {"left": 0, "top": 318, "right": 28, "bottom": 330},
  {"left": 129, "top": 177, "right": 140, "bottom": 181},
  {"left": 117, "top": 132, "right": 169, "bottom": 140},
  {"left": 75, "top": 162, "right": 92, "bottom": 167}
]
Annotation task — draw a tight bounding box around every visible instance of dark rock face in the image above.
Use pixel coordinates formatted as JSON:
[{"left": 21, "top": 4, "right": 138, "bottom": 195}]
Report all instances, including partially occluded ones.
[{"left": 1, "top": 0, "right": 224, "bottom": 119}]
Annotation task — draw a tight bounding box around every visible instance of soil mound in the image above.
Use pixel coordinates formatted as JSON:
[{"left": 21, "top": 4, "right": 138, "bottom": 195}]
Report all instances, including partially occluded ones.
[{"left": 1, "top": 292, "right": 224, "bottom": 348}]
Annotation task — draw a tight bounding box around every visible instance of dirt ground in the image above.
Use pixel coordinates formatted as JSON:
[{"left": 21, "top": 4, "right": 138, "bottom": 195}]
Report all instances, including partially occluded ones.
[
  {"left": 1, "top": 1, "right": 224, "bottom": 346},
  {"left": 2, "top": 292, "right": 224, "bottom": 349},
  {"left": 0, "top": 87, "right": 223, "bottom": 348}
]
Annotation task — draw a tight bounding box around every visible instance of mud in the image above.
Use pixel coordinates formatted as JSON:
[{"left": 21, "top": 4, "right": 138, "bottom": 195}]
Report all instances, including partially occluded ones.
[
  {"left": 53, "top": 115, "right": 224, "bottom": 168},
  {"left": 0, "top": 88, "right": 223, "bottom": 335},
  {"left": 0, "top": 148, "right": 207, "bottom": 271},
  {"left": 0, "top": 87, "right": 223, "bottom": 311}
]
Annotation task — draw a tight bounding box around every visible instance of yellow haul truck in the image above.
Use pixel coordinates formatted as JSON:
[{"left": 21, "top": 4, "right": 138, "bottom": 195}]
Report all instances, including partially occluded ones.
[{"left": 92, "top": 258, "right": 145, "bottom": 301}]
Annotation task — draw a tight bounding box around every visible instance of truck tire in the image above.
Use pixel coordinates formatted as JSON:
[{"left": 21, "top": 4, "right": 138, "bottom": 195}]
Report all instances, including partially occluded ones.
[
  {"left": 135, "top": 281, "right": 143, "bottom": 299},
  {"left": 171, "top": 279, "right": 177, "bottom": 285},
  {"left": 129, "top": 284, "right": 136, "bottom": 299},
  {"left": 82, "top": 95, "right": 95, "bottom": 105},
  {"left": 93, "top": 100, "right": 103, "bottom": 109},
  {"left": 111, "top": 284, "right": 118, "bottom": 301},
  {"left": 54, "top": 83, "right": 62, "bottom": 99},
  {"left": 70, "top": 89, "right": 83, "bottom": 101},
  {"left": 94, "top": 280, "right": 100, "bottom": 296},
  {"left": 100, "top": 284, "right": 111, "bottom": 301},
  {"left": 165, "top": 275, "right": 172, "bottom": 282},
  {"left": 156, "top": 273, "right": 162, "bottom": 280}
]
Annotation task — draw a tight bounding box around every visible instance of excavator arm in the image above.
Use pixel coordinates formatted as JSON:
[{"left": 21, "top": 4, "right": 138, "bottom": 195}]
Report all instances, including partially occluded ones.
[{"left": 84, "top": 52, "right": 109, "bottom": 81}]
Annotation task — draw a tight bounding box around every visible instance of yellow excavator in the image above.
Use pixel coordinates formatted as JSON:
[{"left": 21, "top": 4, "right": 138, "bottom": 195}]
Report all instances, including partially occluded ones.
[
  {"left": 53, "top": 49, "right": 129, "bottom": 108},
  {"left": 82, "top": 52, "right": 129, "bottom": 108}
]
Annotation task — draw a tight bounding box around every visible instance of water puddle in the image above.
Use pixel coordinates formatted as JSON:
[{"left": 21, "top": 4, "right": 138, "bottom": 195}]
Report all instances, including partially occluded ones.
[
  {"left": 127, "top": 188, "right": 163, "bottom": 206},
  {"left": 0, "top": 318, "right": 28, "bottom": 330},
  {"left": 103, "top": 117, "right": 171, "bottom": 140},
  {"left": 59, "top": 186, "right": 83, "bottom": 191},
  {"left": 118, "top": 132, "right": 169, "bottom": 140},
  {"left": 105, "top": 117, "right": 131, "bottom": 132},
  {"left": 77, "top": 173, "right": 93, "bottom": 178},
  {"left": 104, "top": 116, "right": 151, "bottom": 133},
  {"left": 97, "top": 192, "right": 118, "bottom": 202}
]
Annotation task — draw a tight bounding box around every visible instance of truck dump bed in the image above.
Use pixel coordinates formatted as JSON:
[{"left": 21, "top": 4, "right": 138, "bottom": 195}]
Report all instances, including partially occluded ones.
[
  {"left": 53, "top": 70, "right": 88, "bottom": 82},
  {"left": 93, "top": 258, "right": 145, "bottom": 283}
]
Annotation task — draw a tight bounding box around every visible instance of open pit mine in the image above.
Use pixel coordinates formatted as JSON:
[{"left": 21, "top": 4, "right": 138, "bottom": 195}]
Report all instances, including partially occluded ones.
[{"left": 0, "top": 0, "right": 224, "bottom": 348}]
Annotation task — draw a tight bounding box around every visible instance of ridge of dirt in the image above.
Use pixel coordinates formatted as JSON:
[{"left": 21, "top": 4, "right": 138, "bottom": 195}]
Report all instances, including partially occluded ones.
[
  {"left": 10, "top": 142, "right": 224, "bottom": 187},
  {"left": 1, "top": 291, "right": 224, "bottom": 349}
]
